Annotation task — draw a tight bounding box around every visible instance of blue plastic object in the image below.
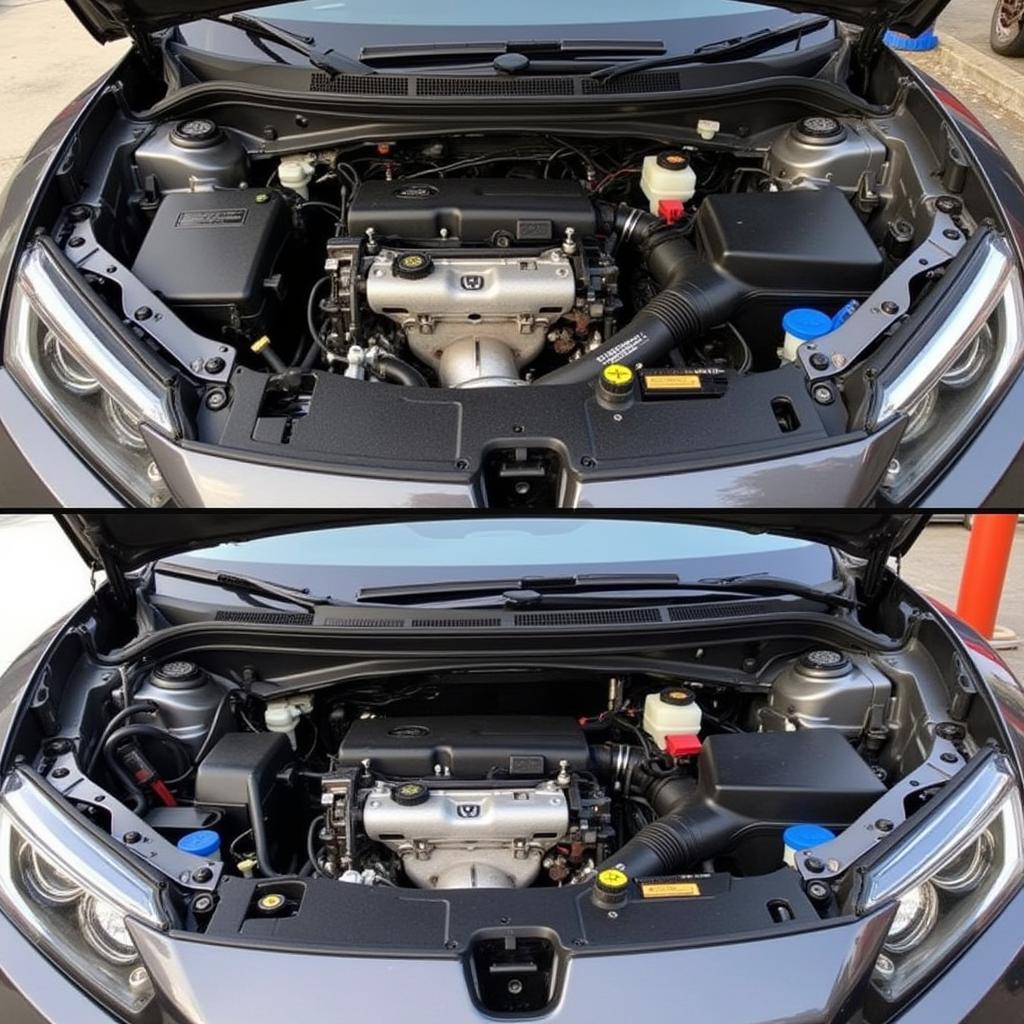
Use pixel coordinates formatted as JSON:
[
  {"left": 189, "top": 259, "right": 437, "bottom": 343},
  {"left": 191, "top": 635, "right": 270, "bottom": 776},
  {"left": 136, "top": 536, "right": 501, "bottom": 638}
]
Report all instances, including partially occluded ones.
[
  {"left": 177, "top": 830, "right": 220, "bottom": 858},
  {"left": 783, "top": 824, "right": 836, "bottom": 853},
  {"left": 782, "top": 308, "right": 833, "bottom": 342},
  {"left": 831, "top": 299, "right": 860, "bottom": 330},
  {"left": 884, "top": 26, "right": 939, "bottom": 51}
]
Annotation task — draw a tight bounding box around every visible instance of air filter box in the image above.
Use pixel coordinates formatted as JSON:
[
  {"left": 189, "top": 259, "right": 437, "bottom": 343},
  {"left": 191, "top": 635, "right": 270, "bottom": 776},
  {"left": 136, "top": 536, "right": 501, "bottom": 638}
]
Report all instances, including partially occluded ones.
[{"left": 695, "top": 188, "right": 883, "bottom": 292}]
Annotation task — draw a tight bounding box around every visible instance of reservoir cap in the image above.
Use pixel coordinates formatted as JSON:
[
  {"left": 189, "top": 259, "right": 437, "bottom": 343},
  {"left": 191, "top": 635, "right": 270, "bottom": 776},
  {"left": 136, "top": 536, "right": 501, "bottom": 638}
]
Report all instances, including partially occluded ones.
[
  {"left": 659, "top": 686, "right": 695, "bottom": 706},
  {"left": 177, "top": 830, "right": 220, "bottom": 858},
  {"left": 783, "top": 824, "right": 836, "bottom": 868},
  {"left": 782, "top": 308, "right": 833, "bottom": 342},
  {"left": 596, "top": 868, "right": 629, "bottom": 894}
]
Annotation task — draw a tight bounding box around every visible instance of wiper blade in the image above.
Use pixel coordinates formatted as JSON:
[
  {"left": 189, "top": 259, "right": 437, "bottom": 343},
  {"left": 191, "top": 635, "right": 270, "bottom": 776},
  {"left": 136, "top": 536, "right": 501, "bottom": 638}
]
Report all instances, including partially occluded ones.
[
  {"left": 215, "top": 14, "right": 374, "bottom": 76},
  {"left": 591, "top": 15, "right": 831, "bottom": 82},
  {"left": 359, "top": 39, "right": 666, "bottom": 65},
  {"left": 357, "top": 573, "right": 856, "bottom": 610},
  {"left": 157, "top": 562, "right": 344, "bottom": 612}
]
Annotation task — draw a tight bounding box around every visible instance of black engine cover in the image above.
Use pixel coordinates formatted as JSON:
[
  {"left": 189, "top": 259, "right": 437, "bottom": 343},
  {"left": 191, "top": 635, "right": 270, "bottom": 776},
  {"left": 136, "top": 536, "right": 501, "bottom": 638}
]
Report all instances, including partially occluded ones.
[
  {"left": 337, "top": 715, "right": 589, "bottom": 778},
  {"left": 347, "top": 178, "right": 596, "bottom": 245}
]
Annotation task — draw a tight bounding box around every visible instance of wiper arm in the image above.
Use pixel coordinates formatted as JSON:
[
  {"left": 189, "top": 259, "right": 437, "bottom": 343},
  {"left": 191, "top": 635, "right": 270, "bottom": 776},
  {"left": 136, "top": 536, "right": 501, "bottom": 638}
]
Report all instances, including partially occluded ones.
[
  {"left": 358, "top": 573, "right": 856, "bottom": 610},
  {"left": 591, "top": 15, "right": 831, "bottom": 81},
  {"left": 157, "top": 562, "right": 344, "bottom": 612},
  {"left": 359, "top": 38, "right": 665, "bottom": 66},
  {"left": 214, "top": 14, "right": 374, "bottom": 76}
]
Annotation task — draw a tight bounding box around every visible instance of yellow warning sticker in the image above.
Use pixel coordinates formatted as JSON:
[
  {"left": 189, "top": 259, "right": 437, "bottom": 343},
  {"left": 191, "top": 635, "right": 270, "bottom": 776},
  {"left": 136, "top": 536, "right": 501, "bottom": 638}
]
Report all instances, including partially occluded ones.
[
  {"left": 640, "top": 881, "right": 702, "bottom": 898},
  {"left": 643, "top": 374, "right": 702, "bottom": 390}
]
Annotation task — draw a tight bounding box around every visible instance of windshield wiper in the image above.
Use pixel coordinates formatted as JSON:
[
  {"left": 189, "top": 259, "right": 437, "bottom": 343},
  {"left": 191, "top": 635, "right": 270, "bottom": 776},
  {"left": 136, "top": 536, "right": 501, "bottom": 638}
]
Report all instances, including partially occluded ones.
[
  {"left": 591, "top": 15, "right": 831, "bottom": 82},
  {"left": 359, "top": 39, "right": 666, "bottom": 67},
  {"left": 214, "top": 14, "right": 374, "bottom": 76},
  {"left": 157, "top": 562, "right": 345, "bottom": 612},
  {"left": 357, "top": 573, "right": 857, "bottom": 610}
]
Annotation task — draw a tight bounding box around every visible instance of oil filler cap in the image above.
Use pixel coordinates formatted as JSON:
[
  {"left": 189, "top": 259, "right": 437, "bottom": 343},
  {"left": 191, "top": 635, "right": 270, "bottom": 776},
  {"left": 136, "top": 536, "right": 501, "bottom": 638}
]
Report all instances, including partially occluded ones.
[
  {"left": 393, "top": 252, "right": 434, "bottom": 280},
  {"left": 256, "top": 893, "right": 287, "bottom": 916},
  {"left": 393, "top": 782, "right": 430, "bottom": 806}
]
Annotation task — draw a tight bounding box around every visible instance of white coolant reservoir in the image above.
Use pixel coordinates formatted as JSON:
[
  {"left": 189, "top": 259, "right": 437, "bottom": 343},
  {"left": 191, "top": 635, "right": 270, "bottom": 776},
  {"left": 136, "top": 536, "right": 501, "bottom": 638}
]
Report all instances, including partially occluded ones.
[
  {"left": 278, "top": 154, "right": 316, "bottom": 199},
  {"left": 643, "top": 687, "right": 703, "bottom": 750},
  {"left": 640, "top": 150, "right": 697, "bottom": 222}
]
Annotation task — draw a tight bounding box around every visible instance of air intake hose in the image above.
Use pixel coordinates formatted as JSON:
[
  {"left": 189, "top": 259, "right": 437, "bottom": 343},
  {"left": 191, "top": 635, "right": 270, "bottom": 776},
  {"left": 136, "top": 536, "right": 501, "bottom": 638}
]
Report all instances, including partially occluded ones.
[{"left": 537, "top": 203, "right": 745, "bottom": 386}]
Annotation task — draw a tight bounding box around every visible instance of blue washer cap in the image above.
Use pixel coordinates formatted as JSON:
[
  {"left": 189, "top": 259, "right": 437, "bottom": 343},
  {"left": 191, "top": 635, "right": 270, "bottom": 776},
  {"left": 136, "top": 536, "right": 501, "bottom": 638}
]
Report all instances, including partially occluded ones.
[
  {"left": 177, "top": 829, "right": 220, "bottom": 858},
  {"left": 782, "top": 308, "right": 833, "bottom": 342},
  {"left": 783, "top": 824, "right": 835, "bottom": 852}
]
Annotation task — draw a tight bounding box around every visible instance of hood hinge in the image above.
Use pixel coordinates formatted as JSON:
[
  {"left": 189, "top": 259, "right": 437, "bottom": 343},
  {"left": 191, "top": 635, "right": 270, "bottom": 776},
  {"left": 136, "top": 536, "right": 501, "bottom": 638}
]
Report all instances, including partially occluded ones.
[{"left": 860, "top": 522, "right": 903, "bottom": 603}]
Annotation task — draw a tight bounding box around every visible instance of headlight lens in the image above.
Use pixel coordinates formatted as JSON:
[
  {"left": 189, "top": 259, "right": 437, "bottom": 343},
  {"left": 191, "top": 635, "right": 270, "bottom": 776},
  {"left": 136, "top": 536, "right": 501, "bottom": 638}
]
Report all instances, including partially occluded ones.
[
  {"left": 874, "top": 235, "right": 1024, "bottom": 501},
  {"left": 4, "top": 243, "right": 178, "bottom": 506},
  {"left": 0, "top": 770, "right": 167, "bottom": 1015},
  {"left": 857, "top": 755, "right": 1023, "bottom": 1009}
]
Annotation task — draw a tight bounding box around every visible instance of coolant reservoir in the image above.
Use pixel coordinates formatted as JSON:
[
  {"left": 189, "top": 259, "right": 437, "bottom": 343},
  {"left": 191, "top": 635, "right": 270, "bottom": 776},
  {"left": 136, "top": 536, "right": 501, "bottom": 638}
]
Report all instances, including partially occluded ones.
[
  {"left": 643, "top": 687, "right": 702, "bottom": 750},
  {"left": 640, "top": 150, "right": 697, "bottom": 221}
]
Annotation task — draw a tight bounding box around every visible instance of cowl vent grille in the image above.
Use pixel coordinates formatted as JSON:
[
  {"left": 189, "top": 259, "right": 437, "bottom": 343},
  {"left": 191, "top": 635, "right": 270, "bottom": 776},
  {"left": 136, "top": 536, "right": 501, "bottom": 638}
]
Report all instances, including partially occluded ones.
[
  {"left": 309, "top": 73, "right": 410, "bottom": 95},
  {"left": 407, "top": 616, "right": 503, "bottom": 629},
  {"left": 667, "top": 600, "right": 779, "bottom": 621},
  {"left": 321, "top": 617, "right": 401, "bottom": 629},
  {"left": 308, "top": 72, "right": 686, "bottom": 97},
  {"left": 215, "top": 609, "right": 313, "bottom": 625},
  {"left": 514, "top": 607, "right": 662, "bottom": 627}
]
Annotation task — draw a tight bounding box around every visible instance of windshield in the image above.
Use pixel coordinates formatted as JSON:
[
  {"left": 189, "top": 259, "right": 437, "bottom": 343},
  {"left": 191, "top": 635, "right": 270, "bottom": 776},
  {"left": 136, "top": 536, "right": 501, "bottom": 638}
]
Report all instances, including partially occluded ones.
[{"left": 169, "top": 519, "right": 834, "bottom": 602}]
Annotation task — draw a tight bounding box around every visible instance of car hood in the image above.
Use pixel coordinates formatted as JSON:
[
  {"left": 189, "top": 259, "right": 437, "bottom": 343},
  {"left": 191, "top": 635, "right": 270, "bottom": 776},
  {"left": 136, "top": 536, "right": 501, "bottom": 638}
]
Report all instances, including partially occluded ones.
[
  {"left": 58, "top": 513, "right": 927, "bottom": 576},
  {"left": 69, "top": 0, "right": 950, "bottom": 46}
]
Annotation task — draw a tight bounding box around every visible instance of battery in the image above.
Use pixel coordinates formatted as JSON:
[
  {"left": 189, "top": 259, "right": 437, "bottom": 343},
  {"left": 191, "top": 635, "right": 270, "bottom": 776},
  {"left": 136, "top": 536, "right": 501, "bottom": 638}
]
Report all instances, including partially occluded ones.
[{"left": 639, "top": 366, "right": 729, "bottom": 400}]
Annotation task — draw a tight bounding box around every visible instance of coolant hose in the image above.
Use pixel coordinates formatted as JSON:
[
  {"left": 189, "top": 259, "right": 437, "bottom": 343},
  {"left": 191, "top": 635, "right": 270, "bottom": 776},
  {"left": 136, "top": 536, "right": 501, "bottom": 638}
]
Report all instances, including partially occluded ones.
[
  {"left": 537, "top": 204, "right": 745, "bottom": 386},
  {"left": 376, "top": 353, "right": 428, "bottom": 387}
]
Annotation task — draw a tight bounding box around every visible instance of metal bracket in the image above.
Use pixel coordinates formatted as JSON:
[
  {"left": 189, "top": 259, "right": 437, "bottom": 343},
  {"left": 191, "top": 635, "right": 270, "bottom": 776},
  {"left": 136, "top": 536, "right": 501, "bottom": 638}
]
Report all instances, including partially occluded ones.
[
  {"left": 795, "top": 732, "right": 965, "bottom": 882},
  {"left": 62, "top": 212, "right": 235, "bottom": 385},
  {"left": 797, "top": 208, "right": 966, "bottom": 381},
  {"left": 41, "top": 749, "right": 223, "bottom": 892}
]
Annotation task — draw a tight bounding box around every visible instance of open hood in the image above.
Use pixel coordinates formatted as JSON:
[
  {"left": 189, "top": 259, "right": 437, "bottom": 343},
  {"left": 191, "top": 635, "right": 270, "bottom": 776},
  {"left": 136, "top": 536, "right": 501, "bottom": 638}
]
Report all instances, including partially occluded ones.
[
  {"left": 58, "top": 513, "right": 927, "bottom": 578},
  {"left": 67, "top": 0, "right": 950, "bottom": 47}
]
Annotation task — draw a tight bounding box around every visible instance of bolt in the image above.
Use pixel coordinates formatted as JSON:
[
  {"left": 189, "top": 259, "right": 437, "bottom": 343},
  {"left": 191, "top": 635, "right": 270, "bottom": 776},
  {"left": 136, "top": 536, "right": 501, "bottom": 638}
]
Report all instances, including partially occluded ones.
[
  {"left": 831, "top": 353, "right": 848, "bottom": 369},
  {"left": 875, "top": 818, "right": 894, "bottom": 833},
  {"left": 806, "top": 880, "right": 830, "bottom": 902},
  {"left": 812, "top": 384, "right": 835, "bottom": 405},
  {"left": 514, "top": 481, "right": 530, "bottom": 496},
  {"left": 943, "top": 228, "right": 961, "bottom": 241},
  {"left": 581, "top": 455, "right": 596, "bottom": 468},
  {"left": 507, "top": 979, "right": 523, "bottom": 995},
  {"left": 51, "top": 767, "right": 69, "bottom": 779},
  {"left": 128, "top": 967, "right": 150, "bottom": 989},
  {"left": 607, "top": 910, "right": 618, "bottom": 919},
  {"left": 134, "top": 306, "right": 153, "bottom": 321},
  {"left": 512, "top": 424, "right": 524, "bottom": 433},
  {"left": 936, "top": 722, "right": 966, "bottom": 741},
  {"left": 193, "top": 894, "right": 215, "bottom": 914},
  {"left": 68, "top": 236, "right": 85, "bottom": 248},
  {"left": 106, "top": 265, "right": 118, "bottom": 274},
  {"left": 295, "top": 114, "right": 309, "bottom": 128},
  {"left": 940, "top": 751, "right": 958, "bottom": 764},
  {"left": 880, "top": 300, "right": 900, "bottom": 315},
  {"left": 804, "top": 856, "right": 825, "bottom": 873},
  {"left": 255, "top": 193, "right": 270, "bottom": 204},
  {"left": 935, "top": 196, "right": 963, "bottom": 215},
  {"left": 809, "top": 352, "right": 830, "bottom": 371},
  {"left": 499, "top": 916, "right": 511, "bottom": 925},
  {"left": 263, "top": 125, "right": 278, "bottom": 141},
  {"left": 444, "top": 940, "right": 459, "bottom": 950},
  {"left": 192, "top": 866, "right": 213, "bottom": 883},
  {"left": 572, "top": 937, "right": 588, "bottom": 947},
  {"left": 204, "top": 356, "right": 226, "bottom": 374},
  {"left": 205, "top": 388, "right": 229, "bottom": 411},
  {"left": 44, "top": 738, "right": 72, "bottom": 755},
  {"left": 123, "top": 831, "right": 142, "bottom": 844},
  {"left": 68, "top": 205, "right": 91, "bottom": 222},
  {"left": 454, "top": 458, "right": 469, "bottom": 471}
]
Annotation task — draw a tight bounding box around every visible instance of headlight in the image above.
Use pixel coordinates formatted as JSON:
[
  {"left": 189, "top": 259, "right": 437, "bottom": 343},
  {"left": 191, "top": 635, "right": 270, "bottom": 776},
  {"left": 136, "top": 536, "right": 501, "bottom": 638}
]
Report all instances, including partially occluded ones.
[
  {"left": 873, "top": 234, "right": 1024, "bottom": 501},
  {"left": 0, "top": 769, "right": 168, "bottom": 1015},
  {"left": 4, "top": 242, "right": 180, "bottom": 506},
  {"left": 856, "top": 754, "right": 1023, "bottom": 1011}
]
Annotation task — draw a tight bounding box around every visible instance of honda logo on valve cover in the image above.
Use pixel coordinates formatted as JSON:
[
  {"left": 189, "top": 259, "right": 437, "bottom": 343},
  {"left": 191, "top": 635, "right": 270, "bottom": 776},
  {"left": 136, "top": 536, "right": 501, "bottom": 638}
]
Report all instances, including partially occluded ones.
[
  {"left": 457, "top": 804, "right": 481, "bottom": 818},
  {"left": 460, "top": 275, "right": 484, "bottom": 291}
]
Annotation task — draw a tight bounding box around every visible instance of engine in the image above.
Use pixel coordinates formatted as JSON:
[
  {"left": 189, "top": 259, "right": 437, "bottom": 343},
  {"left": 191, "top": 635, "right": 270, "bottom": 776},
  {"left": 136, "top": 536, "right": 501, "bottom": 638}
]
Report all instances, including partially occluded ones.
[{"left": 322, "top": 715, "right": 610, "bottom": 888}]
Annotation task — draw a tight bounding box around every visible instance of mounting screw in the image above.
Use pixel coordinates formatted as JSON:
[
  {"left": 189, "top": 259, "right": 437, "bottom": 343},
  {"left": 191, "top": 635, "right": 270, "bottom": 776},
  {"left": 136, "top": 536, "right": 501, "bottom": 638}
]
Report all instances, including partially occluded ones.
[
  {"left": 454, "top": 458, "right": 469, "bottom": 471},
  {"left": 192, "top": 894, "right": 215, "bottom": 915},
  {"left": 205, "top": 388, "right": 229, "bottom": 411},
  {"left": 134, "top": 306, "right": 153, "bottom": 321},
  {"left": 68, "top": 236, "right": 85, "bottom": 248},
  {"left": 444, "top": 939, "right": 458, "bottom": 950},
  {"left": 51, "top": 767, "right": 69, "bottom": 779},
  {"left": 943, "top": 228, "right": 961, "bottom": 241},
  {"left": 68, "top": 205, "right": 91, "bottom": 222},
  {"left": 935, "top": 195, "right": 963, "bottom": 215},
  {"left": 512, "top": 424, "right": 524, "bottom": 433},
  {"left": 507, "top": 979, "right": 523, "bottom": 995},
  {"left": 44, "top": 738, "right": 72, "bottom": 755},
  {"left": 572, "top": 937, "right": 588, "bottom": 947},
  {"left": 809, "top": 352, "right": 830, "bottom": 371},
  {"left": 875, "top": 818, "right": 894, "bottom": 833},
  {"left": 192, "top": 866, "right": 213, "bottom": 883},
  {"left": 880, "top": 300, "right": 900, "bottom": 315},
  {"left": 580, "top": 455, "right": 596, "bottom": 468},
  {"left": 204, "top": 356, "right": 226, "bottom": 374},
  {"left": 806, "top": 880, "right": 830, "bottom": 902},
  {"left": 804, "top": 856, "right": 825, "bottom": 873},
  {"left": 123, "top": 831, "right": 142, "bottom": 844},
  {"left": 936, "top": 722, "right": 966, "bottom": 741},
  {"left": 812, "top": 384, "right": 835, "bottom": 405},
  {"left": 940, "top": 751, "right": 958, "bottom": 764}
]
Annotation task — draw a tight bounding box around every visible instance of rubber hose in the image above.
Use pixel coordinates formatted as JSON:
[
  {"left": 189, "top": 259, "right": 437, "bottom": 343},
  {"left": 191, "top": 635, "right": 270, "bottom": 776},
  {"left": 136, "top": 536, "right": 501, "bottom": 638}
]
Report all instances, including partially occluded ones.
[
  {"left": 376, "top": 353, "right": 428, "bottom": 387},
  {"left": 86, "top": 701, "right": 158, "bottom": 777},
  {"left": 537, "top": 203, "right": 745, "bottom": 385},
  {"left": 102, "top": 725, "right": 193, "bottom": 813},
  {"left": 249, "top": 782, "right": 282, "bottom": 877}
]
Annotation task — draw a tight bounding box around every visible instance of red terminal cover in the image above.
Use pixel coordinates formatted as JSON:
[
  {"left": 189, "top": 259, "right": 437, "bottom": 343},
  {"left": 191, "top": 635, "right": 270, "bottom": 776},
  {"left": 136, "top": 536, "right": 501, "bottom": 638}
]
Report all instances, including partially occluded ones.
[
  {"left": 657, "top": 199, "right": 686, "bottom": 224},
  {"left": 665, "top": 734, "right": 702, "bottom": 757}
]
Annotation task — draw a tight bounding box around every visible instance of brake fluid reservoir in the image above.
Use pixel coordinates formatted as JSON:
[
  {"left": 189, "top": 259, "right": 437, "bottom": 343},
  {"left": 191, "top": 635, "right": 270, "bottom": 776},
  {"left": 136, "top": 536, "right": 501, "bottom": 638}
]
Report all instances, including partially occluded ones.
[
  {"left": 643, "top": 687, "right": 702, "bottom": 750},
  {"left": 641, "top": 151, "right": 697, "bottom": 219}
]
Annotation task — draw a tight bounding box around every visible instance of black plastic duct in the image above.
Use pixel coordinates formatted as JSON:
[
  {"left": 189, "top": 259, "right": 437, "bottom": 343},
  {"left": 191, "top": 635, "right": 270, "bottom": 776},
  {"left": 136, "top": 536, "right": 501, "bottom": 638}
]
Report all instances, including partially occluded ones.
[{"left": 537, "top": 204, "right": 745, "bottom": 386}]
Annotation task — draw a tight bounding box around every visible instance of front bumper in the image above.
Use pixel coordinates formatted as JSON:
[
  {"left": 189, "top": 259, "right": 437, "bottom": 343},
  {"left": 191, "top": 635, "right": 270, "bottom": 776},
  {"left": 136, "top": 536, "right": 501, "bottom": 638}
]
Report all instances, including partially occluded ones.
[
  {"left": 3, "top": 360, "right": 1021, "bottom": 507},
  {"left": 1, "top": 885, "right": 1021, "bottom": 1023}
]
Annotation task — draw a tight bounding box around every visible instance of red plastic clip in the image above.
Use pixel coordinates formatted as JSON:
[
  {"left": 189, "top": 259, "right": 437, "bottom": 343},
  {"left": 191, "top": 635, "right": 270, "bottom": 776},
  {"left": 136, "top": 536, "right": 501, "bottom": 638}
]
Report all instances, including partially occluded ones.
[
  {"left": 665, "top": 734, "right": 702, "bottom": 758},
  {"left": 657, "top": 199, "right": 686, "bottom": 224}
]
